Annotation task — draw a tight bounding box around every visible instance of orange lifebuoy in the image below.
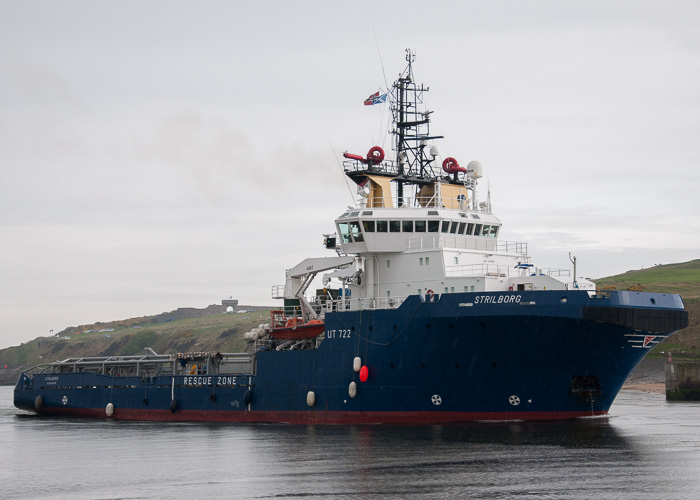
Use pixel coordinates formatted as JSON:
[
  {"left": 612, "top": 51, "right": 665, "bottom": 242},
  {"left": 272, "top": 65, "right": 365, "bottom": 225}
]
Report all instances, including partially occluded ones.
[{"left": 367, "top": 146, "right": 385, "bottom": 164}]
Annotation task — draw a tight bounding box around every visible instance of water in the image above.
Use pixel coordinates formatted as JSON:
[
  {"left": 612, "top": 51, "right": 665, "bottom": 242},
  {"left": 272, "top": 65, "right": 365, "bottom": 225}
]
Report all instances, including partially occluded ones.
[{"left": 1, "top": 385, "right": 699, "bottom": 500}]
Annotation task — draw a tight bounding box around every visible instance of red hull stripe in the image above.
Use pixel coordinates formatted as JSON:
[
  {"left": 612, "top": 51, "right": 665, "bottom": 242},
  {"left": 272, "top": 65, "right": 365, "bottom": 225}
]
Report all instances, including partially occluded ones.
[{"left": 29, "top": 407, "right": 608, "bottom": 424}]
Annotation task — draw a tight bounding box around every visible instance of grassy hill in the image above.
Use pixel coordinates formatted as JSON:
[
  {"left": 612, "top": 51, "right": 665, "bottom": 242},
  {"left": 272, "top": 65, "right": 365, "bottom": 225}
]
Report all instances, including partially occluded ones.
[
  {"left": 0, "top": 308, "right": 272, "bottom": 385},
  {"left": 2, "top": 259, "right": 698, "bottom": 385}
]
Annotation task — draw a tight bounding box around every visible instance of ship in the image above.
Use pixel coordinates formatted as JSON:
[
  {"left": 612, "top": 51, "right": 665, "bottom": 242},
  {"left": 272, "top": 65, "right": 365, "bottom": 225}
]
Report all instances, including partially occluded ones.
[{"left": 14, "top": 50, "right": 688, "bottom": 423}]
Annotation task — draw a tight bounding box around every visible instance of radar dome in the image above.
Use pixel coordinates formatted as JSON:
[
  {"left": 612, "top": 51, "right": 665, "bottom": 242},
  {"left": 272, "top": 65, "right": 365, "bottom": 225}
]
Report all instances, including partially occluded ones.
[{"left": 467, "top": 161, "right": 483, "bottom": 179}]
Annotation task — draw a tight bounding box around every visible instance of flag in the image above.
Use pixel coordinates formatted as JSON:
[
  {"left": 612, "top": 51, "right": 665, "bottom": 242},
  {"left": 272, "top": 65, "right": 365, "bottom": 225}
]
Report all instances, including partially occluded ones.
[{"left": 364, "top": 91, "right": 387, "bottom": 106}]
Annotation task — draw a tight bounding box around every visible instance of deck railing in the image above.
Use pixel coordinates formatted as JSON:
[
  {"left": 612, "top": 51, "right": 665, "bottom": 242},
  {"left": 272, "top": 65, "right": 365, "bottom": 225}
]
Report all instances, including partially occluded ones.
[
  {"left": 445, "top": 264, "right": 571, "bottom": 278},
  {"left": 407, "top": 235, "right": 528, "bottom": 255}
]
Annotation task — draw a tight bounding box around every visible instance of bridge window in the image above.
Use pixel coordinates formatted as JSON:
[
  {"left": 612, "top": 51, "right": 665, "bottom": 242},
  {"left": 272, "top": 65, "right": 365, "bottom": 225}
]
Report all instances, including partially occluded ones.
[
  {"left": 474, "top": 224, "right": 483, "bottom": 236},
  {"left": 338, "top": 222, "right": 352, "bottom": 243},
  {"left": 489, "top": 226, "right": 499, "bottom": 238},
  {"left": 441, "top": 221, "right": 450, "bottom": 233},
  {"left": 458, "top": 222, "right": 466, "bottom": 234},
  {"left": 415, "top": 220, "right": 426, "bottom": 232},
  {"left": 449, "top": 222, "right": 458, "bottom": 234},
  {"left": 362, "top": 220, "right": 375, "bottom": 232},
  {"left": 377, "top": 220, "right": 388, "bottom": 232},
  {"left": 466, "top": 223, "right": 474, "bottom": 235},
  {"left": 349, "top": 221, "right": 364, "bottom": 242},
  {"left": 428, "top": 220, "right": 439, "bottom": 232},
  {"left": 402, "top": 220, "right": 414, "bottom": 232},
  {"left": 390, "top": 220, "right": 401, "bottom": 232},
  {"left": 481, "top": 225, "right": 490, "bottom": 236}
]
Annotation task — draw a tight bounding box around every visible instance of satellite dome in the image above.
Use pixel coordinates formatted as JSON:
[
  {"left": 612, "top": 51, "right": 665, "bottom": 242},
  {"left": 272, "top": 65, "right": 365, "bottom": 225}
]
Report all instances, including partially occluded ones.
[{"left": 467, "top": 161, "right": 483, "bottom": 179}]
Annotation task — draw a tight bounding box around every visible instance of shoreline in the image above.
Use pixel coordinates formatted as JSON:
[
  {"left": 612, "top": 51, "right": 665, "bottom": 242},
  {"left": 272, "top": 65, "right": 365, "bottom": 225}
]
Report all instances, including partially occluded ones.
[{"left": 621, "top": 383, "right": 665, "bottom": 395}]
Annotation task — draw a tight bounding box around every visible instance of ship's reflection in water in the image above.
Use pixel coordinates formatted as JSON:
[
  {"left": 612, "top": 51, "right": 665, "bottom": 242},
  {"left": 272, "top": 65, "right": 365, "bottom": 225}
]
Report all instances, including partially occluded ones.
[{"left": 3, "top": 389, "right": 699, "bottom": 499}]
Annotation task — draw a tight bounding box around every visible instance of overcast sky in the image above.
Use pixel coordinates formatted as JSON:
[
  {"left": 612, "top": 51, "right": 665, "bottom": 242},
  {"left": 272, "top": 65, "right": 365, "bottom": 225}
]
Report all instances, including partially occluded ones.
[{"left": 1, "top": 1, "right": 699, "bottom": 349}]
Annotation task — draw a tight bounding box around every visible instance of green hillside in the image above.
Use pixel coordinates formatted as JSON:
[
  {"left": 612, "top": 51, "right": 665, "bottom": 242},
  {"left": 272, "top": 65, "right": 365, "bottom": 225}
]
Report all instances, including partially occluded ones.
[{"left": 0, "top": 308, "right": 271, "bottom": 385}]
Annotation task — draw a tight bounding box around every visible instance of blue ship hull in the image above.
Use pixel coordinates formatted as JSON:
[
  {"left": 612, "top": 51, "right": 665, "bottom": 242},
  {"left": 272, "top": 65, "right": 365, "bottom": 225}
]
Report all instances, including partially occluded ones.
[{"left": 14, "top": 291, "right": 688, "bottom": 423}]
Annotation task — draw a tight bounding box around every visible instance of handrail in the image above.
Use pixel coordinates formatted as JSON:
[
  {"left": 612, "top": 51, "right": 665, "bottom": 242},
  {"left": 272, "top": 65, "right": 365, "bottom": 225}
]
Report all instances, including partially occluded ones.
[
  {"left": 445, "top": 264, "right": 570, "bottom": 278},
  {"left": 407, "top": 236, "right": 528, "bottom": 255}
]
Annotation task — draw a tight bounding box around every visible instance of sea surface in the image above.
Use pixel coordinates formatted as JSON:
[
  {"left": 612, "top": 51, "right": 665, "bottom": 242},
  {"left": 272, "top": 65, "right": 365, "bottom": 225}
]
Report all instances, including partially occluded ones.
[{"left": 1, "top": 385, "right": 699, "bottom": 500}]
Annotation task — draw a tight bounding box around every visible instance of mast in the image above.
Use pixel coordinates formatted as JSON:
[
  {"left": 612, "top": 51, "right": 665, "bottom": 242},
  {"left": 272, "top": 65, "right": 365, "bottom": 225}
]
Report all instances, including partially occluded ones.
[{"left": 390, "top": 49, "right": 444, "bottom": 207}]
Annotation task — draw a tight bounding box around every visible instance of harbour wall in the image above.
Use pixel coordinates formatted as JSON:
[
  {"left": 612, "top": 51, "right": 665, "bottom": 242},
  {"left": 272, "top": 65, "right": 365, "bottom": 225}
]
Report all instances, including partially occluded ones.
[{"left": 665, "top": 358, "right": 700, "bottom": 400}]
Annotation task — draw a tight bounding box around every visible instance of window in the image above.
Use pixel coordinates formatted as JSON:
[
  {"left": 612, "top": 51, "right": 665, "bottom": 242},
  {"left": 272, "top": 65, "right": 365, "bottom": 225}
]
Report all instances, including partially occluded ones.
[
  {"left": 481, "top": 225, "right": 490, "bottom": 237},
  {"left": 338, "top": 222, "right": 352, "bottom": 243},
  {"left": 387, "top": 291, "right": 391, "bottom": 297},
  {"left": 419, "top": 257, "right": 424, "bottom": 266},
  {"left": 464, "top": 286, "right": 469, "bottom": 292},
  {"left": 490, "top": 226, "right": 498, "bottom": 238},
  {"left": 466, "top": 223, "right": 474, "bottom": 235},
  {"left": 474, "top": 224, "right": 482, "bottom": 236},
  {"left": 454, "top": 257, "right": 459, "bottom": 264},
  {"left": 444, "top": 287, "right": 449, "bottom": 293},
  {"left": 441, "top": 221, "right": 450, "bottom": 233},
  {"left": 349, "top": 211, "right": 360, "bottom": 217},
  {"left": 451, "top": 287, "right": 455, "bottom": 293},
  {"left": 471, "top": 214, "right": 481, "bottom": 219},
  {"left": 362, "top": 220, "right": 375, "bottom": 232},
  {"left": 402, "top": 220, "right": 414, "bottom": 232},
  {"left": 471, "top": 285, "right": 475, "bottom": 292},
  {"left": 458, "top": 222, "right": 466, "bottom": 234},
  {"left": 426, "top": 257, "right": 430, "bottom": 265},
  {"left": 428, "top": 220, "right": 439, "bottom": 232},
  {"left": 450, "top": 222, "right": 458, "bottom": 234},
  {"left": 376, "top": 220, "right": 388, "bottom": 232},
  {"left": 349, "top": 221, "right": 364, "bottom": 242},
  {"left": 386, "top": 259, "right": 391, "bottom": 268},
  {"left": 389, "top": 221, "right": 401, "bottom": 232},
  {"left": 362, "top": 211, "right": 373, "bottom": 215},
  {"left": 415, "top": 220, "right": 426, "bottom": 232}
]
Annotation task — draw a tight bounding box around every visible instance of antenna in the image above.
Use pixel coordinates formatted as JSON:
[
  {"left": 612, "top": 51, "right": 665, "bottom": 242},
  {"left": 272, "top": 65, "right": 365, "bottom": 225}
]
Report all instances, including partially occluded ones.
[{"left": 390, "top": 49, "right": 444, "bottom": 206}]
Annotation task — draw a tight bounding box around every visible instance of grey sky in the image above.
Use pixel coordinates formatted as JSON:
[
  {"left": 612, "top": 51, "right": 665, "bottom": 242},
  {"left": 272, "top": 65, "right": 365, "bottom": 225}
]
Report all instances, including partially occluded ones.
[{"left": 1, "top": 1, "right": 699, "bottom": 349}]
